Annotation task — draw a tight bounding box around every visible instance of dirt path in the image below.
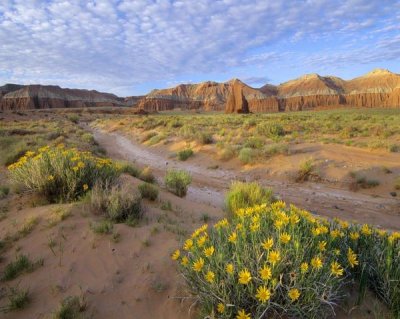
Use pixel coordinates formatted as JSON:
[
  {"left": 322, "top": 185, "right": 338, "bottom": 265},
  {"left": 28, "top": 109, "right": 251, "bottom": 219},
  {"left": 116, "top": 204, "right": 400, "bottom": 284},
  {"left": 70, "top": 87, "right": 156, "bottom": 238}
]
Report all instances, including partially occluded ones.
[{"left": 92, "top": 128, "right": 400, "bottom": 231}]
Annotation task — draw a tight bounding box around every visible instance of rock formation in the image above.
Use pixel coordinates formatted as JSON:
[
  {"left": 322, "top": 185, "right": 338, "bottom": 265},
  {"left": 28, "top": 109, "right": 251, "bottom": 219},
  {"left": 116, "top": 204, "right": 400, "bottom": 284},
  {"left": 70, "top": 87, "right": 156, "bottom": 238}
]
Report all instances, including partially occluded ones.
[
  {"left": 136, "top": 68, "right": 400, "bottom": 113},
  {"left": 0, "top": 84, "right": 129, "bottom": 110}
]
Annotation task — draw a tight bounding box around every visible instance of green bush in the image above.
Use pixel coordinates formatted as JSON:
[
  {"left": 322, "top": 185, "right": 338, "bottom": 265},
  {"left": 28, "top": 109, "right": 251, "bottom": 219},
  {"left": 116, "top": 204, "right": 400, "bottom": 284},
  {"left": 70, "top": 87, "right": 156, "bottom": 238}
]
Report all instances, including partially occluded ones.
[
  {"left": 53, "top": 295, "right": 87, "bottom": 319},
  {"left": 173, "top": 202, "right": 400, "bottom": 318},
  {"left": 90, "top": 181, "right": 142, "bottom": 223},
  {"left": 197, "top": 132, "right": 213, "bottom": 144},
  {"left": 67, "top": 114, "right": 79, "bottom": 124},
  {"left": 8, "top": 146, "right": 118, "bottom": 202},
  {"left": 139, "top": 167, "right": 156, "bottom": 183},
  {"left": 238, "top": 147, "right": 255, "bottom": 164},
  {"left": 165, "top": 169, "right": 192, "bottom": 197},
  {"left": 138, "top": 182, "right": 158, "bottom": 201},
  {"left": 81, "top": 133, "right": 95, "bottom": 144},
  {"left": 257, "top": 122, "right": 285, "bottom": 138},
  {"left": 225, "top": 181, "right": 274, "bottom": 214},
  {"left": 177, "top": 148, "right": 194, "bottom": 161}
]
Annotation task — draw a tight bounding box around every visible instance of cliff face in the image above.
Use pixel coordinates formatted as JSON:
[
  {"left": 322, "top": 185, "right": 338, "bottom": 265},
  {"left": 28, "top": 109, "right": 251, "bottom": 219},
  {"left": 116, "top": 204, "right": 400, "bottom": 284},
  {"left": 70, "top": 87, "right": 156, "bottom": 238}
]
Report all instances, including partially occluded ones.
[
  {"left": 136, "top": 69, "right": 400, "bottom": 113},
  {"left": 0, "top": 84, "right": 126, "bottom": 110}
]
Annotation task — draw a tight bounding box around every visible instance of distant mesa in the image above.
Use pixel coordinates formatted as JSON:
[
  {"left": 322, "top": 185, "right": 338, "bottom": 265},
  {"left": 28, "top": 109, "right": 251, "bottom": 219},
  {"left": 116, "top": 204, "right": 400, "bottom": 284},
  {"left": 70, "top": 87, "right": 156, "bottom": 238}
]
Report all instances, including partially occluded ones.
[{"left": 1, "top": 68, "right": 400, "bottom": 112}]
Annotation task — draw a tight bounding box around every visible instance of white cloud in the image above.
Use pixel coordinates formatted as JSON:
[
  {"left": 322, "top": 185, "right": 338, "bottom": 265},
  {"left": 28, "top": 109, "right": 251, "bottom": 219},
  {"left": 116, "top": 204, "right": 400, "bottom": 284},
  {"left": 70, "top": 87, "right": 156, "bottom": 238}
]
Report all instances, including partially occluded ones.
[{"left": 0, "top": 0, "right": 398, "bottom": 95}]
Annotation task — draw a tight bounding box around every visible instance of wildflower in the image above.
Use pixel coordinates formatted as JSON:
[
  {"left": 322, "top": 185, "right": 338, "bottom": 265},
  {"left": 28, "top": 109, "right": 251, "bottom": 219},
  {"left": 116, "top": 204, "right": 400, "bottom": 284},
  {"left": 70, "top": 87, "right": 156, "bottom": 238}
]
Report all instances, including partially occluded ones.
[
  {"left": 350, "top": 232, "right": 360, "bottom": 240},
  {"left": 347, "top": 248, "right": 358, "bottom": 268},
  {"left": 330, "top": 229, "right": 340, "bottom": 239},
  {"left": 280, "top": 232, "right": 291, "bottom": 244},
  {"left": 259, "top": 265, "right": 272, "bottom": 281},
  {"left": 226, "top": 263, "right": 234, "bottom": 275},
  {"left": 205, "top": 271, "right": 215, "bottom": 283},
  {"left": 217, "top": 303, "right": 225, "bottom": 314},
  {"left": 377, "top": 229, "right": 386, "bottom": 237},
  {"left": 268, "top": 250, "right": 281, "bottom": 265},
  {"left": 236, "top": 223, "right": 243, "bottom": 230},
  {"left": 318, "top": 241, "right": 327, "bottom": 251},
  {"left": 300, "top": 262, "right": 309, "bottom": 273},
  {"left": 197, "top": 235, "right": 207, "bottom": 248},
  {"left": 47, "top": 175, "right": 54, "bottom": 181},
  {"left": 290, "top": 214, "right": 300, "bottom": 224},
  {"left": 171, "top": 250, "right": 180, "bottom": 260},
  {"left": 331, "top": 261, "right": 344, "bottom": 277},
  {"left": 361, "top": 224, "right": 372, "bottom": 236},
  {"left": 311, "top": 256, "right": 323, "bottom": 270},
  {"left": 339, "top": 220, "right": 349, "bottom": 229},
  {"left": 312, "top": 227, "right": 321, "bottom": 236},
  {"left": 274, "top": 219, "right": 284, "bottom": 230},
  {"left": 236, "top": 309, "right": 251, "bottom": 319},
  {"left": 238, "top": 269, "right": 252, "bottom": 285},
  {"left": 83, "top": 184, "right": 89, "bottom": 191},
  {"left": 77, "top": 161, "right": 85, "bottom": 169},
  {"left": 25, "top": 151, "right": 35, "bottom": 157},
  {"left": 72, "top": 166, "right": 79, "bottom": 172},
  {"left": 183, "top": 239, "right": 193, "bottom": 251},
  {"left": 193, "top": 258, "right": 205, "bottom": 272},
  {"left": 333, "top": 249, "right": 340, "bottom": 256},
  {"left": 250, "top": 222, "right": 260, "bottom": 232},
  {"left": 204, "top": 246, "right": 215, "bottom": 258},
  {"left": 256, "top": 286, "right": 271, "bottom": 303},
  {"left": 228, "top": 232, "right": 237, "bottom": 244},
  {"left": 261, "top": 238, "right": 274, "bottom": 250},
  {"left": 288, "top": 288, "right": 301, "bottom": 302},
  {"left": 181, "top": 256, "right": 189, "bottom": 266}
]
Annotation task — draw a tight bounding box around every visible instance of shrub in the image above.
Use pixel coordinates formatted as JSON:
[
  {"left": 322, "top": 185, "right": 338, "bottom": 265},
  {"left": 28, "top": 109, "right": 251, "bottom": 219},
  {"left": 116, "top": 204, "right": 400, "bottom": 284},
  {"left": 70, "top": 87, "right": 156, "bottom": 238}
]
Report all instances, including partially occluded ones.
[
  {"left": 264, "top": 143, "right": 289, "bottom": 157},
  {"left": 8, "top": 146, "right": 118, "bottom": 202},
  {"left": 4, "top": 286, "right": 30, "bottom": 311},
  {"left": 119, "top": 163, "right": 140, "bottom": 178},
  {"left": 91, "top": 220, "right": 113, "bottom": 234},
  {"left": 0, "top": 185, "right": 10, "bottom": 199},
  {"left": 395, "top": 177, "right": 400, "bottom": 190},
  {"left": 141, "top": 131, "right": 157, "bottom": 143},
  {"left": 257, "top": 122, "right": 285, "bottom": 138},
  {"left": 165, "top": 169, "right": 192, "bottom": 197},
  {"left": 81, "top": 133, "right": 95, "bottom": 144},
  {"left": 296, "top": 159, "right": 314, "bottom": 182},
  {"left": 53, "top": 295, "right": 87, "bottom": 319},
  {"left": 197, "top": 132, "right": 213, "bottom": 144},
  {"left": 177, "top": 148, "right": 194, "bottom": 161},
  {"left": 355, "top": 176, "right": 380, "bottom": 188},
  {"left": 139, "top": 167, "right": 156, "bottom": 183},
  {"left": 225, "top": 181, "right": 274, "bottom": 214},
  {"left": 67, "top": 114, "right": 79, "bottom": 124},
  {"left": 244, "top": 137, "right": 264, "bottom": 149},
  {"left": 219, "top": 146, "right": 235, "bottom": 161},
  {"left": 173, "top": 202, "right": 400, "bottom": 318},
  {"left": 138, "top": 182, "right": 159, "bottom": 201},
  {"left": 90, "top": 181, "right": 142, "bottom": 223},
  {"left": 238, "top": 147, "right": 255, "bottom": 164}
]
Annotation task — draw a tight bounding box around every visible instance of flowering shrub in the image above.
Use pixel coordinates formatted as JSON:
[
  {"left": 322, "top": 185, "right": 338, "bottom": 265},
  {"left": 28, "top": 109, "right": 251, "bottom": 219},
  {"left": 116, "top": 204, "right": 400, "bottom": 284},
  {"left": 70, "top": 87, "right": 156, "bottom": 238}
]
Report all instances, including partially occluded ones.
[
  {"left": 8, "top": 145, "right": 118, "bottom": 202},
  {"left": 173, "top": 202, "right": 400, "bottom": 318}
]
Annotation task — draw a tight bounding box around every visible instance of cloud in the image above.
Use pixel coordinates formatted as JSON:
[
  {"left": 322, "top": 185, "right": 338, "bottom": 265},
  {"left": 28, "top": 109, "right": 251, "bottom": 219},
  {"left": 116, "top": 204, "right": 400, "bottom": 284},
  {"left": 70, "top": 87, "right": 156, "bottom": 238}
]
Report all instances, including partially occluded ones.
[{"left": 0, "top": 0, "right": 398, "bottom": 95}]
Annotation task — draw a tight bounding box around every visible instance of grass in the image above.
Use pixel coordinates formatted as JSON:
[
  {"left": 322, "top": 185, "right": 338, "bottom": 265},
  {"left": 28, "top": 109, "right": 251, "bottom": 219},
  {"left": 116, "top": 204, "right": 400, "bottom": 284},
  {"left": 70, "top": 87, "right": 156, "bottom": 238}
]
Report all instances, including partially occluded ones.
[
  {"left": 138, "top": 182, "right": 159, "bottom": 201},
  {"left": 165, "top": 169, "right": 192, "bottom": 197},
  {"left": 1, "top": 254, "right": 42, "bottom": 281},
  {"left": 177, "top": 148, "right": 194, "bottom": 161},
  {"left": 53, "top": 295, "right": 87, "bottom": 319},
  {"left": 296, "top": 158, "right": 315, "bottom": 182},
  {"left": 238, "top": 147, "right": 255, "bottom": 164},
  {"left": 225, "top": 181, "right": 274, "bottom": 215},
  {"left": 139, "top": 166, "right": 156, "bottom": 183},
  {"left": 119, "top": 162, "right": 140, "bottom": 178},
  {"left": 0, "top": 185, "right": 10, "bottom": 199},
  {"left": 91, "top": 220, "right": 113, "bottom": 234},
  {"left": 1, "top": 286, "right": 30, "bottom": 312},
  {"left": 395, "top": 177, "right": 400, "bottom": 190}
]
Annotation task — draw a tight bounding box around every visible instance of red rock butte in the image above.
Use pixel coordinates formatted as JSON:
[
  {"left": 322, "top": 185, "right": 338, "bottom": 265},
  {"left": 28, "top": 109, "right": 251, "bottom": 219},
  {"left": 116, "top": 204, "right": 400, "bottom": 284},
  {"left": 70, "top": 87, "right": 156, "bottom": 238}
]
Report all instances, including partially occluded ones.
[{"left": 1, "top": 69, "right": 400, "bottom": 112}]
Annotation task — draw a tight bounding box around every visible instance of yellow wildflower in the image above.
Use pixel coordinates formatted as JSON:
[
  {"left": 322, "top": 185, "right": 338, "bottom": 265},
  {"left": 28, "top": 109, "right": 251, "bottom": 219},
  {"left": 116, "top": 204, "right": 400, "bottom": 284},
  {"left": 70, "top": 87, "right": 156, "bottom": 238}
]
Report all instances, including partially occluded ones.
[
  {"left": 228, "top": 232, "right": 237, "bottom": 244},
  {"left": 83, "top": 184, "right": 89, "bottom": 191},
  {"left": 274, "top": 219, "right": 284, "bottom": 230},
  {"left": 238, "top": 269, "right": 252, "bottom": 285},
  {"left": 350, "top": 232, "right": 360, "bottom": 240},
  {"left": 236, "top": 309, "right": 251, "bottom": 319},
  {"left": 268, "top": 250, "right": 281, "bottom": 265},
  {"left": 280, "top": 232, "right": 291, "bottom": 244},
  {"left": 311, "top": 256, "right": 323, "bottom": 270},
  {"left": 290, "top": 214, "right": 300, "bottom": 224},
  {"left": 256, "top": 286, "right": 271, "bottom": 303},
  {"left": 318, "top": 241, "right": 327, "bottom": 251},
  {"left": 181, "top": 256, "right": 189, "bottom": 266},
  {"left": 72, "top": 166, "right": 79, "bottom": 172},
  {"left": 183, "top": 239, "right": 193, "bottom": 251},
  {"left": 300, "top": 262, "right": 309, "bottom": 273},
  {"left": 204, "top": 246, "right": 215, "bottom": 258},
  {"left": 361, "top": 224, "right": 372, "bottom": 236},
  {"left": 193, "top": 258, "right": 205, "bottom": 272},
  {"left": 259, "top": 265, "right": 272, "bottom": 281},
  {"left": 261, "top": 238, "right": 274, "bottom": 250},
  {"left": 77, "top": 161, "right": 85, "bottom": 169},
  {"left": 217, "top": 303, "right": 225, "bottom": 314},
  {"left": 288, "top": 288, "right": 300, "bottom": 302},
  {"left": 331, "top": 261, "right": 344, "bottom": 277},
  {"left": 250, "top": 222, "right": 260, "bottom": 232},
  {"left": 171, "top": 249, "right": 180, "bottom": 260},
  {"left": 226, "top": 263, "right": 234, "bottom": 275},
  {"left": 347, "top": 248, "right": 358, "bottom": 268},
  {"left": 47, "top": 175, "right": 54, "bottom": 181},
  {"left": 330, "top": 229, "right": 340, "bottom": 239},
  {"left": 197, "top": 235, "right": 207, "bottom": 247},
  {"left": 205, "top": 271, "right": 215, "bottom": 283}
]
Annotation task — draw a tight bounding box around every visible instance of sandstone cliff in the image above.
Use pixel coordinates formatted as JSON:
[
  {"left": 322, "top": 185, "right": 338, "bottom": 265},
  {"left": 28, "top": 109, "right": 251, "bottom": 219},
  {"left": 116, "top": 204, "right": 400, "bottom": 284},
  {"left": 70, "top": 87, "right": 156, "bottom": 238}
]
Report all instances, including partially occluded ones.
[{"left": 0, "top": 84, "right": 126, "bottom": 110}]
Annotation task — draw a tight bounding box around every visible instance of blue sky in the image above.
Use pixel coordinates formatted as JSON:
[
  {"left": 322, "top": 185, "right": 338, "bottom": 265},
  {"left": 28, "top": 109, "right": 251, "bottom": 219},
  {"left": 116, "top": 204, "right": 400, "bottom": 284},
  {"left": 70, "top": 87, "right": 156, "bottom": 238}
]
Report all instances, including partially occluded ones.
[{"left": 0, "top": 0, "right": 399, "bottom": 96}]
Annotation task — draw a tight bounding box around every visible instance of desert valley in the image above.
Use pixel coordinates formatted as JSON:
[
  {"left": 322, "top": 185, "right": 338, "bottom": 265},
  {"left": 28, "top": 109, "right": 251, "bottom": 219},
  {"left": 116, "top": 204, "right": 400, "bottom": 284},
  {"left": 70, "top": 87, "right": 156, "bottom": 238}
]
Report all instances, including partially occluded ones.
[{"left": 0, "top": 68, "right": 399, "bottom": 319}]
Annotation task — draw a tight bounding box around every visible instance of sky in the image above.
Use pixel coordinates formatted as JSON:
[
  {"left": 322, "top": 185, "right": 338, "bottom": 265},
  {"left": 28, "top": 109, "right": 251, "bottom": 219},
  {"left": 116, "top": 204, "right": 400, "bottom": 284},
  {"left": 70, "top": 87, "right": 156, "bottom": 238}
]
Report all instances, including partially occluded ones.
[{"left": 0, "top": 0, "right": 400, "bottom": 96}]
